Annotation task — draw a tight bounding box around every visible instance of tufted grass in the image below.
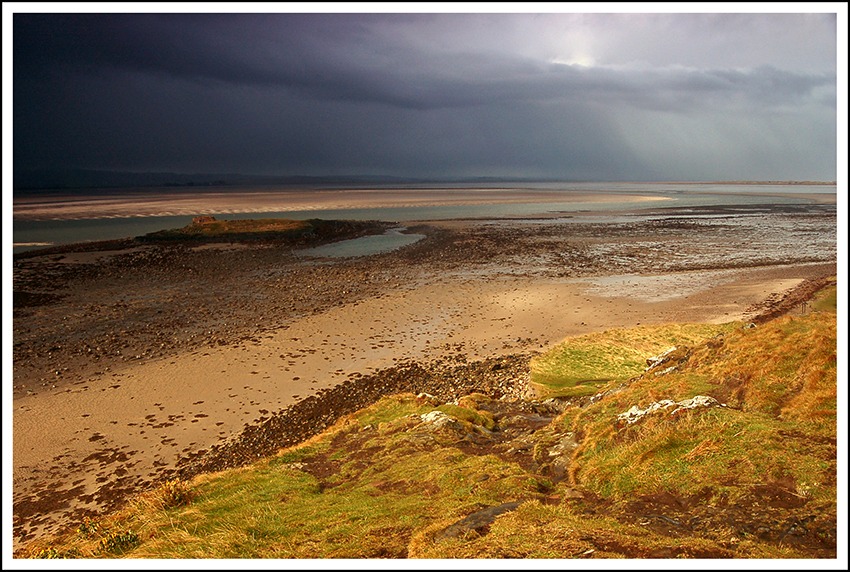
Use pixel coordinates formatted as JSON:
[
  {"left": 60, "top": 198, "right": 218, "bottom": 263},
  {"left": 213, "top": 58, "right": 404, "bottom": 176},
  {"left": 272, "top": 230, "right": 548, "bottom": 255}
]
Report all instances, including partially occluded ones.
[
  {"left": 21, "top": 286, "right": 837, "bottom": 560},
  {"left": 529, "top": 322, "right": 736, "bottom": 398},
  {"left": 558, "top": 307, "right": 836, "bottom": 506}
]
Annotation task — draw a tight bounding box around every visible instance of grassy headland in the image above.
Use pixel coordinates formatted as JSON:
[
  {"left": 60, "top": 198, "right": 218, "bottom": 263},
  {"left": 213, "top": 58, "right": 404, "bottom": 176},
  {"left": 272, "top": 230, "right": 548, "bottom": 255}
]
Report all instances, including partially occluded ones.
[
  {"left": 22, "top": 284, "right": 837, "bottom": 559},
  {"left": 13, "top": 217, "right": 392, "bottom": 261},
  {"left": 140, "top": 216, "right": 390, "bottom": 244}
]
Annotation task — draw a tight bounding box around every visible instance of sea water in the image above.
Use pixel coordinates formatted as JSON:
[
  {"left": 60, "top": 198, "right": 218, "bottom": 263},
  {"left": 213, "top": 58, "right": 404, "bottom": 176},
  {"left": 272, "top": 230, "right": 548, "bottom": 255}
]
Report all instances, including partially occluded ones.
[
  {"left": 11, "top": 182, "right": 835, "bottom": 254},
  {"left": 295, "top": 227, "right": 426, "bottom": 259}
]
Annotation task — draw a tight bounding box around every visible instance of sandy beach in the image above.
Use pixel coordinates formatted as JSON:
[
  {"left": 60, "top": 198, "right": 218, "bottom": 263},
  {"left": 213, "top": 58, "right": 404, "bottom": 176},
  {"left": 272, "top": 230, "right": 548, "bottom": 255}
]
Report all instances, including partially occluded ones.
[
  {"left": 12, "top": 187, "right": 672, "bottom": 221},
  {"left": 10, "top": 193, "right": 837, "bottom": 552}
]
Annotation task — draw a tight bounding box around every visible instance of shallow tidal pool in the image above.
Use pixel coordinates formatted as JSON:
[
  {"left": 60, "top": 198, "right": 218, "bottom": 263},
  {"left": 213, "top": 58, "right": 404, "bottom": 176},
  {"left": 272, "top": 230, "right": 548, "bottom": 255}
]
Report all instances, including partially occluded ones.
[{"left": 295, "top": 227, "right": 425, "bottom": 259}]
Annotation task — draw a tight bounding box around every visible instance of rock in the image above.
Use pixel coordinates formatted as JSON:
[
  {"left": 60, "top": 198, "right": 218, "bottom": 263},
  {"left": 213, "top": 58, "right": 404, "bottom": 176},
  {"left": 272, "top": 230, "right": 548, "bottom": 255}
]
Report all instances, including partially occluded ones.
[
  {"left": 645, "top": 346, "right": 677, "bottom": 370},
  {"left": 546, "top": 456, "right": 571, "bottom": 480},
  {"left": 589, "top": 386, "right": 626, "bottom": 404},
  {"left": 548, "top": 433, "right": 580, "bottom": 457},
  {"left": 616, "top": 395, "right": 726, "bottom": 427},
  {"left": 670, "top": 395, "right": 724, "bottom": 416},
  {"left": 498, "top": 413, "right": 553, "bottom": 432},
  {"left": 654, "top": 365, "right": 677, "bottom": 377},
  {"left": 416, "top": 392, "right": 440, "bottom": 406},
  {"left": 541, "top": 397, "right": 572, "bottom": 413},
  {"left": 437, "top": 501, "right": 525, "bottom": 539},
  {"left": 420, "top": 410, "right": 458, "bottom": 429}
]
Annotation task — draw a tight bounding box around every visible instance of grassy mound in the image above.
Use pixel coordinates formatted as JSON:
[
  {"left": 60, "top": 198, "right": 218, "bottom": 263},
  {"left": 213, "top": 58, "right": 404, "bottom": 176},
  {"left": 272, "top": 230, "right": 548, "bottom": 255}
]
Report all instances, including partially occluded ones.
[
  {"left": 23, "top": 286, "right": 837, "bottom": 559},
  {"left": 167, "top": 217, "right": 311, "bottom": 237},
  {"left": 529, "top": 322, "right": 738, "bottom": 398},
  {"left": 139, "top": 217, "right": 388, "bottom": 244}
]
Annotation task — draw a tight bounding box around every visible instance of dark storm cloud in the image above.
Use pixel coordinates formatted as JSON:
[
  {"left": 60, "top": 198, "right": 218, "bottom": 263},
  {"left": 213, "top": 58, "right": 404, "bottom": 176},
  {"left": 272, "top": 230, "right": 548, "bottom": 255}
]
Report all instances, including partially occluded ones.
[
  {"left": 15, "top": 14, "right": 832, "bottom": 111},
  {"left": 11, "top": 11, "right": 839, "bottom": 181}
]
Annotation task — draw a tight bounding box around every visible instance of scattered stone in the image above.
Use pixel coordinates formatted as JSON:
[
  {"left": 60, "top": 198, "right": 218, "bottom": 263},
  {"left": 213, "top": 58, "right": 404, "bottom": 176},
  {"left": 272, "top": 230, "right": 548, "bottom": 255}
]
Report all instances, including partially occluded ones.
[{"left": 616, "top": 395, "right": 726, "bottom": 427}]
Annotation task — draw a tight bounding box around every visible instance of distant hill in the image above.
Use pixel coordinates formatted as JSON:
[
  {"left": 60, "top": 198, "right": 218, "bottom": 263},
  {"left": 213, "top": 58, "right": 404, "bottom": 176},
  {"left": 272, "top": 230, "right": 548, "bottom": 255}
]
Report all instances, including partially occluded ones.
[
  {"left": 13, "top": 168, "right": 582, "bottom": 193},
  {"left": 12, "top": 168, "right": 437, "bottom": 192},
  {"left": 14, "top": 168, "right": 234, "bottom": 191},
  {"left": 15, "top": 169, "right": 833, "bottom": 193}
]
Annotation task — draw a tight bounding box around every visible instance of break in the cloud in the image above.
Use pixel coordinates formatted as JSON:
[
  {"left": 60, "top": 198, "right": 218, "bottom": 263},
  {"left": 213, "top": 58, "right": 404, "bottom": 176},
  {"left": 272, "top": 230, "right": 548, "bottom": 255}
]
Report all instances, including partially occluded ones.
[{"left": 10, "top": 9, "right": 839, "bottom": 183}]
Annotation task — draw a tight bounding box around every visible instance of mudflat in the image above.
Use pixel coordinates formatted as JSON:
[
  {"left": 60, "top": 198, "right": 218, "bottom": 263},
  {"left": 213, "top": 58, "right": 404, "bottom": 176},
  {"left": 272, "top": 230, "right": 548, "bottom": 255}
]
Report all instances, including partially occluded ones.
[
  {"left": 12, "top": 187, "right": 670, "bottom": 221},
  {"left": 10, "top": 196, "right": 837, "bottom": 552}
]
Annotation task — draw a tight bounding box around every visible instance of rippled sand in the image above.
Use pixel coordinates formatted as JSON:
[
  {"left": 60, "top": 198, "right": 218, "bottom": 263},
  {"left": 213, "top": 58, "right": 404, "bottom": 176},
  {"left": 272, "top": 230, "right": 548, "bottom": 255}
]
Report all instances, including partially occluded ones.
[{"left": 12, "top": 187, "right": 673, "bottom": 221}]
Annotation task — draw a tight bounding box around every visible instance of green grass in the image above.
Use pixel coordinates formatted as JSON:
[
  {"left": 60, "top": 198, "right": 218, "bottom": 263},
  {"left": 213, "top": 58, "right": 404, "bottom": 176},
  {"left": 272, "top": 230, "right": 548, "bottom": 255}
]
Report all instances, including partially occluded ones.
[
  {"left": 810, "top": 284, "right": 837, "bottom": 313},
  {"left": 529, "top": 322, "right": 736, "bottom": 398},
  {"left": 436, "top": 403, "right": 496, "bottom": 430},
  {"left": 349, "top": 393, "right": 434, "bottom": 427},
  {"left": 574, "top": 406, "right": 834, "bottom": 504},
  {"left": 407, "top": 500, "right": 749, "bottom": 558},
  {"left": 559, "top": 311, "right": 837, "bottom": 505},
  {"left": 182, "top": 218, "right": 310, "bottom": 236},
  {"left": 25, "top": 395, "right": 546, "bottom": 559},
  {"left": 142, "top": 218, "right": 312, "bottom": 241}
]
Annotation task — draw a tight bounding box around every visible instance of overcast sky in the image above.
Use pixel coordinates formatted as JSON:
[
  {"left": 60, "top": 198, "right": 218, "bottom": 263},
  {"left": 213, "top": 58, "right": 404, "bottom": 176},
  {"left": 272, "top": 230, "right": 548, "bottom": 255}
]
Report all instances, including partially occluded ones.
[{"left": 7, "top": 5, "right": 841, "bottom": 182}]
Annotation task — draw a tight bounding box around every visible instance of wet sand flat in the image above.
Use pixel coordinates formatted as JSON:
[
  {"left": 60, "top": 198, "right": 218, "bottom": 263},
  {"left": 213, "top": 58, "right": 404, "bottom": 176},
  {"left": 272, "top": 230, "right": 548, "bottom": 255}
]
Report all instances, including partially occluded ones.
[{"left": 12, "top": 187, "right": 670, "bottom": 221}]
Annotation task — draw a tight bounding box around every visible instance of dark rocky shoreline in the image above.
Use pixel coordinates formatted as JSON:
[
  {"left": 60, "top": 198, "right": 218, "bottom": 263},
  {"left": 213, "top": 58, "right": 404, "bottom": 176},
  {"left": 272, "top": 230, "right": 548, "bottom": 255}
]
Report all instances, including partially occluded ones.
[
  {"left": 174, "top": 352, "right": 535, "bottom": 480},
  {"left": 12, "top": 203, "right": 837, "bottom": 399}
]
